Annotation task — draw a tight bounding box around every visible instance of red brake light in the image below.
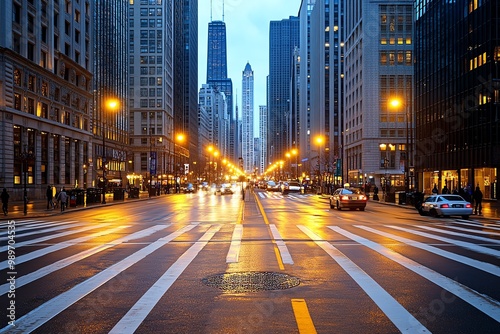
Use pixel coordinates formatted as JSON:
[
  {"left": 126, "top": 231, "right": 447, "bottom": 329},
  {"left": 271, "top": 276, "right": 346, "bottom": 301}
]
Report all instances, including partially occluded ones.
[
  {"left": 465, "top": 203, "right": 472, "bottom": 208},
  {"left": 440, "top": 204, "right": 450, "bottom": 208}
]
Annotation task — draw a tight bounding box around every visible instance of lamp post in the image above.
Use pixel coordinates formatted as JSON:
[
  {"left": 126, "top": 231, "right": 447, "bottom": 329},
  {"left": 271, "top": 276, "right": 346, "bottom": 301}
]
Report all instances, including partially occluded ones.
[
  {"left": 315, "top": 136, "right": 324, "bottom": 194},
  {"left": 20, "top": 146, "right": 35, "bottom": 215},
  {"left": 291, "top": 148, "right": 298, "bottom": 179},
  {"left": 390, "top": 97, "right": 412, "bottom": 192},
  {"left": 173, "top": 134, "right": 185, "bottom": 193},
  {"left": 101, "top": 98, "right": 119, "bottom": 204}
]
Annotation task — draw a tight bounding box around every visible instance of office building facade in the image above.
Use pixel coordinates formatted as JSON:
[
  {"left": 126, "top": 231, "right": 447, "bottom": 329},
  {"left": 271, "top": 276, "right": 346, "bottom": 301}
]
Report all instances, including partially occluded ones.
[
  {"left": 0, "top": 0, "right": 94, "bottom": 199},
  {"left": 414, "top": 0, "right": 499, "bottom": 198},
  {"left": 241, "top": 62, "right": 254, "bottom": 172}
]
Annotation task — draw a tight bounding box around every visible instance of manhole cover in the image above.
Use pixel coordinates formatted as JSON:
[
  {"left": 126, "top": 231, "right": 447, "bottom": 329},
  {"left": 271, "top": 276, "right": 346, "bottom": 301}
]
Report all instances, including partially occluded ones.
[{"left": 202, "top": 271, "right": 300, "bottom": 293}]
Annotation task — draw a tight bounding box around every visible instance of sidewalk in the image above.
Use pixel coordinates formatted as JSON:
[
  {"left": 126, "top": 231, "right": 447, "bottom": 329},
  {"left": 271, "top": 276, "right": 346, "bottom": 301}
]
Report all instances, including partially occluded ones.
[{"left": 1, "top": 190, "right": 159, "bottom": 220}]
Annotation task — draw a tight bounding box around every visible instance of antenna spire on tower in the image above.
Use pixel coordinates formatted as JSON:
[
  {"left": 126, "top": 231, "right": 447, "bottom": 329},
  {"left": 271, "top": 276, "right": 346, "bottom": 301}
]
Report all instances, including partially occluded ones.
[
  {"left": 210, "top": 0, "right": 212, "bottom": 21},
  {"left": 222, "top": 0, "right": 225, "bottom": 22}
]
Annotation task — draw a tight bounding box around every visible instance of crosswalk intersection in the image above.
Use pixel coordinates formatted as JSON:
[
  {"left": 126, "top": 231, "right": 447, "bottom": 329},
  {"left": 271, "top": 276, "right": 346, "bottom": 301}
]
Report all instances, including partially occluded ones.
[{"left": 1, "top": 217, "right": 499, "bottom": 332}]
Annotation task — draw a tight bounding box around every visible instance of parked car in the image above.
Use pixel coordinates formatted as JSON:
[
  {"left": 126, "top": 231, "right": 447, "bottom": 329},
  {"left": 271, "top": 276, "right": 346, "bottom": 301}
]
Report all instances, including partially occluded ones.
[
  {"left": 330, "top": 188, "right": 367, "bottom": 211},
  {"left": 266, "top": 180, "right": 281, "bottom": 192},
  {"left": 282, "top": 181, "right": 302, "bottom": 194},
  {"left": 418, "top": 194, "right": 472, "bottom": 219}
]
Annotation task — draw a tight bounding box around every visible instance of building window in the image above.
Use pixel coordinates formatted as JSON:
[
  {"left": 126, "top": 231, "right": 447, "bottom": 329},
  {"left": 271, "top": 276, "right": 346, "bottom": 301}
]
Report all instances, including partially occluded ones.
[
  {"left": 27, "top": 98, "right": 35, "bottom": 114},
  {"left": 14, "top": 93, "right": 21, "bottom": 110},
  {"left": 27, "top": 43, "right": 35, "bottom": 61}
]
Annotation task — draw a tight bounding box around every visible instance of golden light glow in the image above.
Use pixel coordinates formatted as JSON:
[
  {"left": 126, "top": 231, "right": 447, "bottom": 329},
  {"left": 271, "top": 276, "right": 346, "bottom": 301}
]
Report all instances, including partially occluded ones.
[
  {"left": 389, "top": 98, "right": 403, "bottom": 109},
  {"left": 176, "top": 133, "right": 185, "bottom": 142},
  {"left": 106, "top": 99, "right": 120, "bottom": 110},
  {"left": 315, "top": 136, "right": 324, "bottom": 145}
]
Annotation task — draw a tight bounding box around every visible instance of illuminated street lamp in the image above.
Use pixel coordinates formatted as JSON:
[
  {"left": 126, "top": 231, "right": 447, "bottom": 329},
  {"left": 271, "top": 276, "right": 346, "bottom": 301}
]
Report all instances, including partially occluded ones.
[
  {"left": 315, "top": 136, "right": 324, "bottom": 194},
  {"left": 101, "top": 98, "right": 119, "bottom": 204},
  {"left": 291, "top": 148, "right": 298, "bottom": 179},
  {"left": 389, "top": 97, "right": 412, "bottom": 192},
  {"left": 174, "top": 133, "right": 185, "bottom": 193}
]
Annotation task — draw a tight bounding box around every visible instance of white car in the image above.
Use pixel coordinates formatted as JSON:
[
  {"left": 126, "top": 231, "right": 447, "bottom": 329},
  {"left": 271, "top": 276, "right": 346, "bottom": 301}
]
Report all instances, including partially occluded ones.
[
  {"left": 419, "top": 194, "right": 473, "bottom": 219},
  {"left": 282, "top": 181, "right": 302, "bottom": 194}
]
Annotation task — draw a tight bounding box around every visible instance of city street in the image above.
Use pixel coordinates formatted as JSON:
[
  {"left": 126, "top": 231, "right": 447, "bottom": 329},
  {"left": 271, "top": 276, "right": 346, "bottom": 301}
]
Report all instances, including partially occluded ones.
[{"left": 1, "top": 189, "right": 500, "bottom": 333}]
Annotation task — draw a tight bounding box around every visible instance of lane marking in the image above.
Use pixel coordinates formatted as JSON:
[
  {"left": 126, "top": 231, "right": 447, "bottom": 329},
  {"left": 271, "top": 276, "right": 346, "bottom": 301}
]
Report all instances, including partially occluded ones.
[
  {"left": 355, "top": 225, "right": 500, "bottom": 277},
  {"left": 0, "top": 223, "right": 106, "bottom": 252},
  {"left": 330, "top": 226, "right": 500, "bottom": 323},
  {"left": 0, "top": 224, "right": 198, "bottom": 334},
  {"left": 0, "top": 224, "right": 121, "bottom": 270},
  {"left": 270, "top": 224, "right": 294, "bottom": 264},
  {"left": 0, "top": 225, "right": 170, "bottom": 295},
  {"left": 109, "top": 225, "right": 221, "bottom": 334},
  {"left": 291, "top": 299, "right": 317, "bottom": 334},
  {"left": 387, "top": 225, "right": 500, "bottom": 258},
  {"left": 299, "top": 225, "right": 430, "bottom": 333},
  {"left": 254, "top": 193, "right": 286, "bottom": 270},
  {"left": 226, "top": 224, "right": 243, "bottom": 263}
]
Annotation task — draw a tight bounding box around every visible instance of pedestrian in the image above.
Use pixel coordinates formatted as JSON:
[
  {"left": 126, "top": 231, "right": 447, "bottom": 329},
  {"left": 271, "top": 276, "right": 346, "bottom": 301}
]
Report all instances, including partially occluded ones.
[
  {"left": 442, "top": 185, "right": 449, "bottom": 194},
  {"left": 46, "top": 185, "right": 54, "bottom": 209},
  {"left": 473, "top": 186, "right": 483, "bottom": 215},
  {"left": 432, "top": 184, "right": 438, "bottom": 194},
  {"left": 1, "top": 188, "right": 9, "bottom": 216},
  {"left": 57, "top": 188, "right": 68, "bottom": 212}
]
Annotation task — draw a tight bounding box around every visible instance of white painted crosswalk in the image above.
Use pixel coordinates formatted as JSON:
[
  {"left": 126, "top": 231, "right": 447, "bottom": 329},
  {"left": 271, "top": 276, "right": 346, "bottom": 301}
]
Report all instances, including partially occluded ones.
[{"left": 1, "top": 218, "right": 499, "bottom": 332}]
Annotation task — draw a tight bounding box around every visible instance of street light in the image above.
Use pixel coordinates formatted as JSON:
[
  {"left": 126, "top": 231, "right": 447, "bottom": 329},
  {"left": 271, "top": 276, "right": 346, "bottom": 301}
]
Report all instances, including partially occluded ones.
[
  {"left": 389, "top": 97, "right": 412, "bottom": 192},
  {"left": 174, "top": 133, "right": 185, "bottom": 193},
  {"left": 101, "top": 98, "right": 119, "bottom": 204},
  {"left": 291, "top": 148, "right": 298, "bottom": 179},
  {"left": 20, "top": 146, "right": 35, "bottom": 215},
  {"left": 315, "top": 136, "right": 324, "bottom": 194}
]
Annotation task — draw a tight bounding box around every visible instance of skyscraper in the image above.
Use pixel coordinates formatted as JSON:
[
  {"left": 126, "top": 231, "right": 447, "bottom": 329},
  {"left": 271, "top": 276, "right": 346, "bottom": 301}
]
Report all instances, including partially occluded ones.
[
  {"left": 94, "top": 0, "right": 129, "bottom": 189},
  {"left": 268, "top": 16, "right": 300, "bottom": 167},
  {"left": 414, "top": 0, "right": 499, "bottom": 198},
  {"left": 128, "top": 0, "right": 174, "bottom": 188},
  {"left": 206, "top": 20, "right": 234, "bottom": 159},
  {"left": 242, "top": 63, "right": 255, "bottom": 172},
  {"left": 174, "top": 0, "right": 198, "bottom": 169}
]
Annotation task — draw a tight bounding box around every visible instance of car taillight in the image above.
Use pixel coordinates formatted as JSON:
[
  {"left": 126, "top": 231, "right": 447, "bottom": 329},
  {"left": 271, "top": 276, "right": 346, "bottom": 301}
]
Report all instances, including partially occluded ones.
[
  {"left": 359, "top": 195, "right": 366, "bottom": 200},
  {"left": 465, "top": 203, "right": 472, "bottom": 208},
  {"left": 440, "top": 204, "right": 450, "bottom": 208},
  {"left": 341, "top": 195, "right": 349, "bottom": 200}
]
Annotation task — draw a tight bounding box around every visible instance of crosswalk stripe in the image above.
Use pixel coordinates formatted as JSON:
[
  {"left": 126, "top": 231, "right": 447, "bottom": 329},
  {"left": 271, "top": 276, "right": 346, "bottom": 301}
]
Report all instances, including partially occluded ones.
[
  {"left": 270, "top": 224, "right": 294, "bottom": 264},
  {"left": 453, "top": 220, "right": 500, "bottom": 231},
  {"left": 0, "top": 224, "right": 123, "bottom": 270},
  {"left": 0, "top": 225, "right": 170, "bottom": 296},
  {"left": 109, "top": 225, "right": 221, "bottom": 334},
  {"left": 434, "top": 224, "right": 500, "bottom": 237},
  {"left": 0, "top": 223, "right": 107, "bottom": 252},
  {"left": 387, "top": 225, "right": 500, "bottom": 258},
  {"left": 226, "top": 224, "right": 243, "bottom": 263},
  {"left": 299, "top": 225, "right": 430, "bottom": 333},
  {"left": 0, "top": 222, "right": 86, "bottom": 242},
  {"left": 355, "top": 225, "right": 500, "bottom": 277},
  {"left": 330, "top": 226, "right": 500, "bottom": 322},
  {"left": 0, "top": 221, "right": 79, "bottom": 238},
  {"left": 0, "top": 224, "right": 198, "bottom": 334},
  {"left": 416, "top": 225, "right": 500, "bottom": 244}
]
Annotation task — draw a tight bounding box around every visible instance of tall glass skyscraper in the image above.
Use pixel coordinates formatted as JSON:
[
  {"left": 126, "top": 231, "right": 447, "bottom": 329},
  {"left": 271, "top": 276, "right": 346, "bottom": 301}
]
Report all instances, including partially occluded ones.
[
  {"left": 242, "top": 62, "right": 254, "bottom": 172},
  {"left": 414, "top": 0, "right": 499, "bottom": 198},
  {"left": 206, "top": 20, "right": 234, "bottom": 159},
  {"left": 268, "top": 16, "right": 300, "bottom": 166}
]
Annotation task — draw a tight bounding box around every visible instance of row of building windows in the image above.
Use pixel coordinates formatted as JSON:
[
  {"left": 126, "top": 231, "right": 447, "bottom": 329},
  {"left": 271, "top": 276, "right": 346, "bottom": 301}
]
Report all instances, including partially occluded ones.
[
  {"left": 380, "top": 36, "right": 412, "bottom": 45},
  {"left": 380, "top": 51, "right": 412, "bottom": 66}
]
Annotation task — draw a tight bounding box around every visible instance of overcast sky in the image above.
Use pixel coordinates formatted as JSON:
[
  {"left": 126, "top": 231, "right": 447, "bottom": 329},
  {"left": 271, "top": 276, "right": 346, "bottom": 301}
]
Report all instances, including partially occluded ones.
[{"left": 198, "top": 0, "right": 301, "bottom": 126}]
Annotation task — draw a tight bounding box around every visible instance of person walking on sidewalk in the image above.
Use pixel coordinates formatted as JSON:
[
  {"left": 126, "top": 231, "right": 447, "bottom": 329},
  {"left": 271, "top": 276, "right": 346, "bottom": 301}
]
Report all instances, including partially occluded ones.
[
  {"left": 473, "top": 186, "right": 483, "bottom": 215},
  {"left": 46, "top": 185, "right": 54, "bottom": 209},
  {"left": 57, "top": 188, "right": 68, "bottom": 212},
  {"left": 1, "top": 188, "right": 9, "bottom": 216}
]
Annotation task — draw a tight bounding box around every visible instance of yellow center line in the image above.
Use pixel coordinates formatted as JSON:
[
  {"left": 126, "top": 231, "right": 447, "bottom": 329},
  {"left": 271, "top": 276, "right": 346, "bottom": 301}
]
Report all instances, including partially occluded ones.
[
  {"left": 254, "top": 192, "right": 285, "bottom": 270},
  {"left": 291, "top": 299, "right": 317, "bottom": 334}
]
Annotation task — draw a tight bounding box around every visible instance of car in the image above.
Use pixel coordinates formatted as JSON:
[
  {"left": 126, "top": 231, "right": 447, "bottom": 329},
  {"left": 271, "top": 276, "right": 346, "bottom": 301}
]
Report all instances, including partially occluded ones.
[
  {"left": 214, "top": 183, "right": 234, "bottom": 195},
  {"left": 330, "top": 188, "right": 367, "bottom": 211},
  {"left": 266, "top": 180, "right": 281, "bottom": 192},
  {"left": 419, "top": 194, "right": 473, "bottom": 219},
  {"left": 183, "top": 183, "right": 195, "bottom": 193},
  {"left": 282, "top": 181, "right": 302, "bottom": 194}
]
